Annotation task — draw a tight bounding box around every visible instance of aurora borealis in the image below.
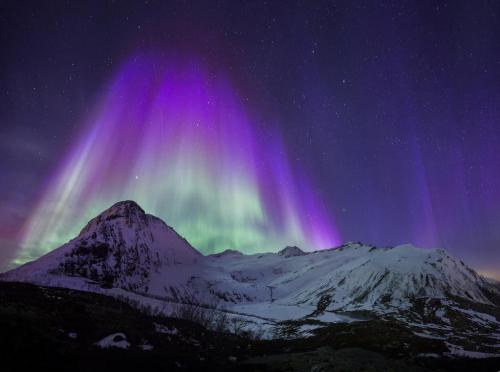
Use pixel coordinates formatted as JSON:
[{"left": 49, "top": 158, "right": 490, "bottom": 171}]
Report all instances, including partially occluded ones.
[
  {"left": 14, "top": 54, "right": 339, "bottom": 263},
  {"left": 1, "top": 1, "right": 500, "bottom": 276}
]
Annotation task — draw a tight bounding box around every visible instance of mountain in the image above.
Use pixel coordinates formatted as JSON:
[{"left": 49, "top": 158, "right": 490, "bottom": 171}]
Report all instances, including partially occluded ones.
[
  {"left": 2, "top": 201, "right": 500, "bottom": 358},
  {"left": 277, "top": 246, "right": 307, "bottom": 258},
  {"left": 3, "top": 201, "right": 200, "bottom": 292}
]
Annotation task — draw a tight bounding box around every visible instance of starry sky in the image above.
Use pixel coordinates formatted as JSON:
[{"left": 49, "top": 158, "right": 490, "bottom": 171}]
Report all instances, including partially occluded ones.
[{"left": 1, "top": 1, "right": 499, "bottom": 276}]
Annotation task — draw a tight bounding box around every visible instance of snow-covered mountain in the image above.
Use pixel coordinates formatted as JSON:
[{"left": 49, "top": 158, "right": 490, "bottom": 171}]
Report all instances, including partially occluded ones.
[
  {"left": 2, "top": 201, "right": 500, "bottom": 346},
  {"left": 3, "top": 201, "right": 200, "bottom": 292}
]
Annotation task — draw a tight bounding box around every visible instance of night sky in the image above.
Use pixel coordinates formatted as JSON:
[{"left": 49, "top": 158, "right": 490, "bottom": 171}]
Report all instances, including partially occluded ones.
[{"left": 1, "top": 1, "right": 499, "bottom": 277}]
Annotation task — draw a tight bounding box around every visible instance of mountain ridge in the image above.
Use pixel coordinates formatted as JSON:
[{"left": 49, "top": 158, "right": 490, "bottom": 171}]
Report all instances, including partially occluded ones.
[{"left": 2, "top": 200, "right": 500, "bottom": 354}]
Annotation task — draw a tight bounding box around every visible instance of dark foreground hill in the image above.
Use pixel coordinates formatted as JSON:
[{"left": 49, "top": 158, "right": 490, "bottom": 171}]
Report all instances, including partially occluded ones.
[{"left": 1, "top": 281, "right": 499, "bottom": 372}]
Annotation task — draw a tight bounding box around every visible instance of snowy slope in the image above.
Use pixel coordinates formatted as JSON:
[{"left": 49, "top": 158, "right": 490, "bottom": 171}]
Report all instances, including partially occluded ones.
[
  {"left": 180, "top": 242, "right": 498, "bottom": 314},
  {"left": 3, "top": 201, "right": 200, "bottom": 292}
]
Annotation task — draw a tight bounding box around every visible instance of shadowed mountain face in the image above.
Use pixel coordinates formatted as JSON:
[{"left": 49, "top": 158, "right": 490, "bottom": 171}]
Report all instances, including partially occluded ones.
[{"left": 2, "top": 201, "right": 500, "bottom": 358}]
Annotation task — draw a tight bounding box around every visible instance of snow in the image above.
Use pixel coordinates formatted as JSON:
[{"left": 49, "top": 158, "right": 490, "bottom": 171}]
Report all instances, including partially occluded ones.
[
  {"left": 407, "top": 321, "right": 453, "bottom": 331},
  {"left": 412, "top": 331, "right": 447, "bottom": 340},
  {"left": 95, "top": 333, "right": 130, "bottom": 349},
  {"left": 434, "top": 308, "right": 451, "bottom": 324},
  {"left": 451, "top": 307, "right": 500, "bottom": 326},
  {"left": 296, "top": 324, "right": 322, "bottom": 337},
  {"left": 138, "top": 342, "right": 154, "bottom": 351},
  {"left": 315, "top": 311, "right": 358, "bottom": 323},
  {"left": 231, "top": 302, "right": 313, "bottom": 321},
  {"left": 278, "top": 246, "right": 307, "bottom": 258},
  {"left": 445, "top": 342, "right": 500, "bottom": 359},
  {"left": 154, "top": 323, "right": 178, "bottom": 335}
]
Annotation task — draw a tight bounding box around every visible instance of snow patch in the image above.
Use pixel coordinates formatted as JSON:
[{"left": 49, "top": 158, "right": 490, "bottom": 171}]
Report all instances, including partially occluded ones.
[
  {"left": 139, "top": 342, "right": 154, "bottom": 351},
  {"left": 95, "top": 333, "right": 130, "bottom": 349},
  {"left": 154, "top": 323, "right": 178, "bottom": 335},
  {"left": 445, "top": 342, "right": 500, "bottom": 359}
]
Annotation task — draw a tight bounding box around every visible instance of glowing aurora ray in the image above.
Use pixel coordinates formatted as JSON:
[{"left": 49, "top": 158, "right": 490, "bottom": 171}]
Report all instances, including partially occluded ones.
[{"left": 15, "top": 55, "right": 340, "bottom": 264}]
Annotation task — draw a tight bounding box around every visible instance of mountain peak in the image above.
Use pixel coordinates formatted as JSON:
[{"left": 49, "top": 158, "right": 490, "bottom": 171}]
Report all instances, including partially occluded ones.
[
  {"left": 79, "top": 200, "right": 149, "bottom": 236},
  {"left": 210, "top": 249, "right": 243, "bottom": 258},
  {"left": 106, "top": 200, "right": 145, "bottom": 214},
  {"left": 94, "top": 199, "right": 145, "bottom": 220},
  {"left": 278, "top": 246, "right": 307, "bottom": 258}
]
